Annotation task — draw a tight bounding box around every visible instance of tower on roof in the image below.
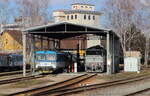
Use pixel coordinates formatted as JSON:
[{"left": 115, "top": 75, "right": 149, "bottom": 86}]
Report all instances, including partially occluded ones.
[
  {"left": 71, "top": 3, "right": 95, "bottom": 11},
  {"left": 53, "top": 3, "right": 101, "bottom": 27}
]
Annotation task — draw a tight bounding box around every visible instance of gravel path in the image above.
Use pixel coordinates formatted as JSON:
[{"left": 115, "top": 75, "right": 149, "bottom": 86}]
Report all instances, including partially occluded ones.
[{"left": 71, "top": 78, "right": 150, "bottom": 96}]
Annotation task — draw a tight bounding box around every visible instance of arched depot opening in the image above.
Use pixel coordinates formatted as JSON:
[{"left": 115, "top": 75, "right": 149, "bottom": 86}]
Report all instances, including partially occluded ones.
[{"left": 22, "top": 22, "right": 120, "bottom": 76}]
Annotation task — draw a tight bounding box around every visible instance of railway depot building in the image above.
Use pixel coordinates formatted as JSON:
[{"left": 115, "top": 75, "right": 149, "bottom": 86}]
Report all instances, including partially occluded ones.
[{"left": 22, "top": 3, "right": 120, "bottom": 76}]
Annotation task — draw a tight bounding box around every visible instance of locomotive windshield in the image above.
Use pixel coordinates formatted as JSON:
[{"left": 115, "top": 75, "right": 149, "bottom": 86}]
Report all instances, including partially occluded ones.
[
  {"left": 36, "top": 54, "right": 45, "bottom": 60},
  {"left": 36, "top": 54, "right": 56, "bottom": 61},
  {"left": 86, "top": 50, "right": 103, "bottom": 56},
  {"left": 46, "top": 54, "right": 56, "bottom": 60}
]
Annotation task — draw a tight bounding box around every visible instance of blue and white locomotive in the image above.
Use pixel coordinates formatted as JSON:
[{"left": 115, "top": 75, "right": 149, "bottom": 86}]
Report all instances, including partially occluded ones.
[{"left": 35, "top": 51, "right": 71, "bottom": 73}]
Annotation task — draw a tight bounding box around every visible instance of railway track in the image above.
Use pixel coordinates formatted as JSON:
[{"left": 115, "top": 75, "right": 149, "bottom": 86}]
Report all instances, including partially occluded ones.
[
  {"left": 0, "top": 70, "right": 30, "bottom": 77},
  {"left": 45, "top": 73, "right": 150, "bottom": 96},
  {"left": 0, "top": 75, "right": 44, "bottom": 85},
  {"left": 125, "top": 88, "right": 150, "bottom": 96},
  {"left": 9, "top": 74, "right": 97, "bottom": 96}
]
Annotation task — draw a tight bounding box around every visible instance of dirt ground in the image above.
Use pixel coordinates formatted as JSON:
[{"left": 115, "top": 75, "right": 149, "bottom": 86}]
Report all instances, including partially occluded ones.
[
  {"left": 0, "top": 70, "right": 150, "bottom": 96},
  {"left": 0, "top": 73, "right": 83, "bottom": 95}
]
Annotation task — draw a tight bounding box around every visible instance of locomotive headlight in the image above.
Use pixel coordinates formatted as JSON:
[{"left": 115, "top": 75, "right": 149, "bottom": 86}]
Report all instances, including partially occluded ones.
[{"left": 35, "top": 63, "right": 40, "bottom": 68}]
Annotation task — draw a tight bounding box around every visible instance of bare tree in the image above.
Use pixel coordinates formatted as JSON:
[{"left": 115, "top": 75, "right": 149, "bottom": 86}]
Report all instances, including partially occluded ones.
[
  {"left": 136, "top": 1, "right": 150, "bottom": 66},
  {"left": 103, "top": 0, "right": 150, "bottom": 66},
  {"left": 15, "top": 0, "right": 51, "bottom": 27},
  {"left": 0, "top": 0, "right": 10, "bottom": 24},
  {"left": 127, "top": 24, "right": 146, "bottom": 56},
  {"left": 103, "top": 0, "right": 142, "bottom": 52}
]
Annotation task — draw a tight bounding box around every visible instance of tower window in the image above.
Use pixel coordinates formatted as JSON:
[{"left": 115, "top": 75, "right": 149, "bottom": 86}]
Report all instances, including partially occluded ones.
[
  {"left": 88, "top": 15, "right": 91, "bottom": 20},
  {"left": 84, "top": 15, "right": 86, "bottom": 20},
  {"left": 71, "top": 15, "right": 73, "bottom": 19},
  {"left": 93, "top": 16, "right": 95, "bottom": 20},
  {"left": 75, "top": 15, "right": 77, "bottom": 19},
  {"left": 67, "top": 15, "right": 69, "bottom": 20}
]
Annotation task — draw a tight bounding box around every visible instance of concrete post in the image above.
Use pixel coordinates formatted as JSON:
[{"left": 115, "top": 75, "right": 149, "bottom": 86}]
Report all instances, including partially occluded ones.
[
  {"left": 41, "top": 36, "right": 43, "bottom": 49},
  {"left": 74, "top": 62, "right": 77, "bottom": 73},
  {"left": 47, "top": 38, "right": 50, "bottom": 49},
  {"left": 107, "top": 32, "right": 112, "bottom": 75},
  {"left": 23, "top": 32, "right": 27, "bottom": 77},
  {"left": 32, "top": 35, "right": 36, "bottom": 74},
  {"left": 112, "top": 33, "right": 115, "bottom": 73}
]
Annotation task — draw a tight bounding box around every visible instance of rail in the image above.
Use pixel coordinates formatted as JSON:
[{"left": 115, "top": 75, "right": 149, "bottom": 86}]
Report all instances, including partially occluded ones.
[
  {"left": 52, "top": 73, "right": 150, "bottom": 96},
  {"left": 10, "top": 74, "right": 97, "bottom": 96},
  {"left": 125, "top": 88, "right": 150, "bottom": 96},
  {"left": 0, "top": 75, "right": 44, "bottom": 85},
  {"left": 0, "top": 70, "right": 30, "bottom": 77}
]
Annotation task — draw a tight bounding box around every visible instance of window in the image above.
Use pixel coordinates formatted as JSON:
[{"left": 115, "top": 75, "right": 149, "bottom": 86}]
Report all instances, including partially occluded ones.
[
  {"left": 57, "top": 54, "right": 66, "bottom": 61},
  {"left": 73, "top": 6, "right": 77, "bottom": 9},
  {"left": 90, "top": 7, "right": 92, "bottom": 9},
  {"left": 84, "top": 15, "right": 86, "bottom": 20},
  {"left": 85, "top": 6, "right": 88, "bottom": 8},
  {"left": 46, "top": 54, "right": 56, "bottom": 61},
  {"left": 36, "top": 54, "right": 45, "bottom": 60},
  {"left": 93, "top": 16, "right": 95, "bottom": 20},
  {"left": 81, "top": 6, "right": 83, "bottom": 8},
  {"left": 67, "top": 15, "right": 69, "bottom": 20},
  {"left": 71, "top": 15, "right": 73, "bottom": 19},
  {"left": 75, "top": 15, "right": 77, "bottom": 19},
  {"left": 88, "top": 15, "right": 91, "bottom": 20}
]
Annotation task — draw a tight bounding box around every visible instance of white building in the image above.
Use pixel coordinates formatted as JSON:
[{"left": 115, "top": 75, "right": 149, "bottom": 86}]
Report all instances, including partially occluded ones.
[
  {"left": 53, "top": 3, "right": 102, "bottom": 48},
  {"left": 53, "top": 3, "right": 101, "bottom": 27}
]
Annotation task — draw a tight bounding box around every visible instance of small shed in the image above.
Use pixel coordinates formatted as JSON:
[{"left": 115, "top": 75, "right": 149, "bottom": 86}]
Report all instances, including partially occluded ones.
[{"left": 124, "top": 51, "right": 141, "bottom": 72}]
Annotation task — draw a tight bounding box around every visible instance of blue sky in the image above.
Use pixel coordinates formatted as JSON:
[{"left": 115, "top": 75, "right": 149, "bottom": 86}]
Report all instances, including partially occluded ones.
[
  {"left": 49, "top": 0, "right": 105, "bottom": 11},
  {"left": 5, "top": 0, "right": 105, "bottom": 25}
]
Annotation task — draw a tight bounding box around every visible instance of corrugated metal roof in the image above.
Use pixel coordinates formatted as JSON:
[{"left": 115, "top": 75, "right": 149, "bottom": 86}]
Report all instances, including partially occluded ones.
[
  {"left": 53, "top": 9, "right": 101, "bottom": 15},
  {"left": 22, "top": 22, "right": 118, "bottom": 40},
  {"left": 64, "top": 10, "right": 101, "bottom": 15},
  {"left": 71, "top": 3, "right": 94, "bottom": 6},
  {"left": 23, "top": 22, "right": 110, "bottom": 32}
]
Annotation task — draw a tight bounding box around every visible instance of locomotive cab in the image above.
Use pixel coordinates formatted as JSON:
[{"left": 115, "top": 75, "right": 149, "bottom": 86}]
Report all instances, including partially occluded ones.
[
  {"left": 85, "top": 45, "right": 106, "bottom": 72},
  {"left": 35, "top": 51, "right": 72, "bottom": 73}
]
